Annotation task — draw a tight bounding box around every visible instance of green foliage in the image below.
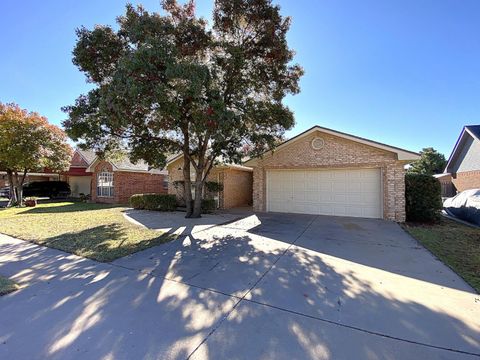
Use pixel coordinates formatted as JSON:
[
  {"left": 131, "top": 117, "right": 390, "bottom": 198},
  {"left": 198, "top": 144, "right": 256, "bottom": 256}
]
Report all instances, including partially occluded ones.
[
  {"left": 201, "top": 198, "right": 216, "bottom": 213},
  {"left": 0, "top": 103, "right": 72, "bottom": 174},
  {"left": 205, "top": 181, "right": 223, "bottom": 193},
  {"left": 407, "top": 147, "right": 447, "bottom": 176},
  {"left": 0, "top": 103, "right": 73, "bottom": 206},
  {"left": 130, "top": 194, "right": 177, "bottom": 211},
  {"left": 405, "top": 173, "right": 442, "bottom": 222},
  {"left": 63, "top": 0, "right": 303, "bottom": 217},
  {"left": 129, "top": 194, "right": 146, "bottom": 209}
]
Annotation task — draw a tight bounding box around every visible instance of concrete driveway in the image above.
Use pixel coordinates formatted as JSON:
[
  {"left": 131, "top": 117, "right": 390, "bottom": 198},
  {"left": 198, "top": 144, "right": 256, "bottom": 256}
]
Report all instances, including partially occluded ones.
[{"left": 0, "top": 213, "right": 479, "bottom": 359}]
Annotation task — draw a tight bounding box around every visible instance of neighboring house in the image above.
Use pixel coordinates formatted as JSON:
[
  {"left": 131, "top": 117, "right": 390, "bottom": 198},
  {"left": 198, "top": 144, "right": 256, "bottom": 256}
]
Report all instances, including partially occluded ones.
[
  {"left": 61, "top": 150, "right": 96, "bottom": 197},
  {"left": 433, "top": 173, "right": 455, "bottom": 197},
  {"left": 62, "top": 149, "right": 168, "bottom": 204},
  {"left": 244, "top": 125, "right": 420, "bottom": 222},
  {"left": 166, "top": 155, "right": 253, "bottom": 209},
  {"left": 86, "top": 154, "right": 168, "bottom": 204},
  {"left": 443, "top": 125, "right": 480, "bottom": 193}
]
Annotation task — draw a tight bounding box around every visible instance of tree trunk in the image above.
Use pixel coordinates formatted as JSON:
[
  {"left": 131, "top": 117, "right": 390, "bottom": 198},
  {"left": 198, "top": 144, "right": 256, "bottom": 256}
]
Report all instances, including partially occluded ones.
[
  {"left": 12, "top": 171, "right": 24, "bottom": 206},
  {"left": 6, "top": 170, "right": 16, "bottom": 207},
  {"left": 191, "top": 168, "right": 204, "bottom": 218},
  {"left": 183, "top": 153, "right": 193, "bottom": 218}
]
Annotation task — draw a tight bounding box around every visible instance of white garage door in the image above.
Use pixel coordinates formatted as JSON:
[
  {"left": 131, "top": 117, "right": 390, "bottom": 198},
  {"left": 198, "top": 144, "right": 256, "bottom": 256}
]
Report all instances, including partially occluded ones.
[{"left": 267, "top": 168, "right": 382, "bottom": 218}]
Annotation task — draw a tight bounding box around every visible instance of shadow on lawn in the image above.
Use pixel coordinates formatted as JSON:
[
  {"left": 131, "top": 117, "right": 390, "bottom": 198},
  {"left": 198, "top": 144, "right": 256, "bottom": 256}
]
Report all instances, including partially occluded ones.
[
  {"left": 41, "top": 224, "right": 173, "bottom": 262},
  {"left": 20, "top": 202, "right": 121, "bottom": 214},
  {"left": 0, "top": 213, "right": 479, "bottom": 359}
]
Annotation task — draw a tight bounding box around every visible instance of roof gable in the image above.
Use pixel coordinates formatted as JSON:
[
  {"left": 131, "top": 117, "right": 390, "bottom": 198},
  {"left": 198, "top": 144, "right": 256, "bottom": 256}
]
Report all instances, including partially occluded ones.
[
  {"left": 445, "top": 125, "right": 480, "bottom": 173},
  {"left": 244, "top": 125, "right": 420, "bottom": 166}
]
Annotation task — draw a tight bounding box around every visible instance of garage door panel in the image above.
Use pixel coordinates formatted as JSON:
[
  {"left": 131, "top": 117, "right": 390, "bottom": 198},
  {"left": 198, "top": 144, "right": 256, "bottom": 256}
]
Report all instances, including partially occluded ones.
[{"left": 267, "top": 169, "right": 382, "bottom": 219}]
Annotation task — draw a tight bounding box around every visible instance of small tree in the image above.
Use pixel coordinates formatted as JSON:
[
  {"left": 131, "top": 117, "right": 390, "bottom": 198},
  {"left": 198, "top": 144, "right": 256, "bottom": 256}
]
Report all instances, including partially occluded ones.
[
  {"left": 63, "top": 0, "right": 303, "bottom": 218},
  {"left": 0, "top": 103, "right": 72, "bottom": 206},
  {"left": 407, "top": 147, "right": 447, "bottom": 176}
]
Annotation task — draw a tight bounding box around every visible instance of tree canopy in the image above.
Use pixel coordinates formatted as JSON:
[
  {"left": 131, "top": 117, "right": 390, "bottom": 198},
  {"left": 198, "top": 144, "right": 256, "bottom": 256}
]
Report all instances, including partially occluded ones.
[
  {"left": 0, "top": 103, "right": 72, "bottom": 205},
  {"left": 407, "top": 147, "right": 447, "bottom": 176},
  {"left": 63, "top": 0, "right": 303, "bottom": 217}
]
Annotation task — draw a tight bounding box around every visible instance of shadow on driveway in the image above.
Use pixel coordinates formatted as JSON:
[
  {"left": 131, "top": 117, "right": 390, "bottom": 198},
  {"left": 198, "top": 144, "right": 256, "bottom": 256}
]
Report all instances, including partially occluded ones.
[{"left": 0, "top": 212, "right": 479, "bottom": 359}]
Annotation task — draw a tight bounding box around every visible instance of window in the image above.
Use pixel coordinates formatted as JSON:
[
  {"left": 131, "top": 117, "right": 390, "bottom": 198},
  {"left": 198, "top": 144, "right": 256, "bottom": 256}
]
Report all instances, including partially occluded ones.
[
  {"left": 163, "top": 177, "right": 169, "bottom": 191},
  {"left": 97, "top": 171, "right": 114, "bottom": 197}
]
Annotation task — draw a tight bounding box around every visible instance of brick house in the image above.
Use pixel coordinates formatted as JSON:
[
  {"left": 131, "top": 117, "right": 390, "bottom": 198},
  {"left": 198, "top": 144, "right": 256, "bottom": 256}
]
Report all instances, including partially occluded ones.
[
  {"left": 62, "top": 150, "right": 168, "bottom": 204},
  {"left": 444, "top": 125, "right": 480, "bottom": 193},
  {"left": 60, "top": 150, "right": 96, "bottom": 197},
  {"left": 166, "top": 155, "right": 253, "bottom": 209},
  {"left": 243, "top": 125, "right": 420, "bottom": 222}
]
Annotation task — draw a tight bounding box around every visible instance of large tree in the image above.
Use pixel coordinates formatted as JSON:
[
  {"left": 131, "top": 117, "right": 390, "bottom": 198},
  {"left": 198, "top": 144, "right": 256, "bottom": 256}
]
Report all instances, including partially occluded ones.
[
  {"left": 407, "top": 147, "right": 447, "bottom": 175},
  {"left": 63, "top": 0, "right": 303, "bottom": 217},
  {"left": 0, "top": 103, "right": 72, "bottom": 206}
]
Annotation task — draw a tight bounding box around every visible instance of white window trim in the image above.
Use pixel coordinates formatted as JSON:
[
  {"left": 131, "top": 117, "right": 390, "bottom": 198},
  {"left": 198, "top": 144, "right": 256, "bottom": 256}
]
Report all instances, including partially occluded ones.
[{"left": 97, "top": 171, "right": 114, "bottom": 198}]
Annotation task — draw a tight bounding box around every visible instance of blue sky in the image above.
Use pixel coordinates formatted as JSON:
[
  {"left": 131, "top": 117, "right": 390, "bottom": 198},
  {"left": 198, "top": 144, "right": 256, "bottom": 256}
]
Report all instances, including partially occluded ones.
[{"left": 1, "top": 0, "right": 480, "bottom": 157}]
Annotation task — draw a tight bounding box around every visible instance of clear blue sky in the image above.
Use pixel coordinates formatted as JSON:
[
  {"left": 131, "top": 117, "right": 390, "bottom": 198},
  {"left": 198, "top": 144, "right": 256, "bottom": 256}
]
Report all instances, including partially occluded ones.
[{"left": 1, "top": 0, "right": 480, "bottom": 157}]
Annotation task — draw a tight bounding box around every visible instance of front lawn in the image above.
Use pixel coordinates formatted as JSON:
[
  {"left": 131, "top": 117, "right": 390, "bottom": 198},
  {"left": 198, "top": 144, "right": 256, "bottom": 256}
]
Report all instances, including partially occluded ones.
[
  {"left": 403, "top": 218, "right": 480, "bottom": 293},
  {"left": 0, "top": 202, "right": 173, "bottom": 262},
  {"left": 0, "top": 276, "right": 19, "bottom": 296}
]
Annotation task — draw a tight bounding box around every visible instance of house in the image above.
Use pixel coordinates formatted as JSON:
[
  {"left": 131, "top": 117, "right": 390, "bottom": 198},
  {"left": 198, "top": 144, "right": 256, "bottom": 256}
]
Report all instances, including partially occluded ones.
[
  {"left": 243, "top": 125, "right": 420, "bottom": 222},
  {"left": 61, "top": 149, "right": 168, "bottom": 204},
  {"left": 433, "top": 173, "right": 455, "bottom": 197},
  {"left": 443, "top": 125, "right": 480, "bottom": 193},
  {"left": 60, "top": 150, "right": 96, "bottom": 197},
  {"left": 166, "top": 155, "right": 253, "bottom": 209}
]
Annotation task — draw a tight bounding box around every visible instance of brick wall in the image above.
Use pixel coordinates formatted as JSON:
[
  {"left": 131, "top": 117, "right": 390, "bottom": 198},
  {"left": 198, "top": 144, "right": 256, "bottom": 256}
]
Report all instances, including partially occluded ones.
[
  {"left": 250, "top": 131, "right": 407, "bottom": 222},
  {"left": 167, "top": 158, "right": 253, "bottom": 209},
  {"left": 452, "top": 170, "right": 480, "bottom": 192},
  {"left": 222, "top": 169, "right": 253, "bottom": 208},
  {"left": 91, "top": 160, "right": 167, "bottom": 204}
]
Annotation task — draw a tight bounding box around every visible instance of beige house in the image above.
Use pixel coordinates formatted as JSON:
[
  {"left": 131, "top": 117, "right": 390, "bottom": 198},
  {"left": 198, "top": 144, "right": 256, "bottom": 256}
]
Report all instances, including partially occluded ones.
[
  {"left": 244, "top": 126, "right": 420, "bottom": 222},
  {"left": 166, "top": 155, "right": 253, "bottom": 209}
]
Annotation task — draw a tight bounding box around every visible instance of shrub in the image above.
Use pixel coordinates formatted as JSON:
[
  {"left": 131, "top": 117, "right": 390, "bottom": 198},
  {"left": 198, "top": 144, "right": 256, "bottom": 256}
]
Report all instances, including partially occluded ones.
[
  {"left": 405, "top": 173, "right": 442, "bottom": 222},
  {"left": 201, "top": 198, "right": 216, "bottom": 213},
  {"left": 205, "top": 181, "right": 224, "bottom": 193},
  {"left": 130, "top": 194, "right": 177, "bottom": 211},
  {"left": 129, "top": 194, "right": 145, "bottom": 209}
]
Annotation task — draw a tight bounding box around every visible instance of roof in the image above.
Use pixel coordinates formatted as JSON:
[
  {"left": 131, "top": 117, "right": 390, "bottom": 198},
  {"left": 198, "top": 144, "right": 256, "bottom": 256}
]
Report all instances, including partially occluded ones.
[
  {"left": 466, "top": 125, "right": 480, "bottom": 140},
  {"left": 433, "top": 173, "right": 451, "bottom": 179},
  {"left": 244, "top": 125, "right": 420, "bottom": 165},
  {"left": 76, "top": 149, "right": 97, "bottom": 165},
  {"left": 445, "top": 125, "right": 480, "bottom": 173},
  {"left": 86, "top": 154, "right": 167, "bottom": 174},
  {"left": 165, "top": 153, "right": 183, "bottom": 166},
  {"left": 166, "top": 153, "right": 252, "bottom": 172}
]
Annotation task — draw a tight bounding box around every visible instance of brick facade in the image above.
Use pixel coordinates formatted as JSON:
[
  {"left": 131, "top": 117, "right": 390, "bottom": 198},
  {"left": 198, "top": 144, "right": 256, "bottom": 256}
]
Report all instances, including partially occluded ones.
[
  {"left": 250, "top": 130, "right": 407, "bottom": 222},
  {"left": 167, "top": 158, "right": 253, "bottom": 209},
  {"left": 91, "top": 160, "right": 167, "bottom": 204},
  {"left": 452, "top": 170, "right": 480, "bottom": 192},
  {"left": 221, "top": 169, "right": 253, "bottom": 208}
]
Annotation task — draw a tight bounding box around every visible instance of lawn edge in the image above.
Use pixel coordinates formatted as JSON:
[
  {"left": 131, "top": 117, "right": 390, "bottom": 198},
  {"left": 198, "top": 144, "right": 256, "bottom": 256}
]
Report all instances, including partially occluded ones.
[{"left": 400, "top": 223, "right": 479, "bottom": 294}]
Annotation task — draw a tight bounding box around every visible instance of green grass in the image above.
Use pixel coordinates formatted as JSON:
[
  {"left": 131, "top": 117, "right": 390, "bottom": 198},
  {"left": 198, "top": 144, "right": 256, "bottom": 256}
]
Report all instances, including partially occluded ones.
[
  {"left": 0, "top": 202, "right": 173, "bottom": 262},
  {"left": 0, "top": 276, "right": 19, "bottom": 296},
  {"left": 403, "top": 218, "right": 480, "bottom": 293}
]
